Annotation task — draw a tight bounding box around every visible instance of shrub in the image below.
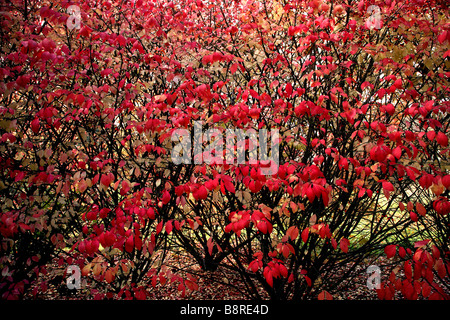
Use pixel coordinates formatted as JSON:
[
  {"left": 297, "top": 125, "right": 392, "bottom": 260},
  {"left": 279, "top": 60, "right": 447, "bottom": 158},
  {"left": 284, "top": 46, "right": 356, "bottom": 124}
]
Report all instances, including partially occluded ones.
[{"left": 0, "top": 0, "right": 448, "bottom": 300}]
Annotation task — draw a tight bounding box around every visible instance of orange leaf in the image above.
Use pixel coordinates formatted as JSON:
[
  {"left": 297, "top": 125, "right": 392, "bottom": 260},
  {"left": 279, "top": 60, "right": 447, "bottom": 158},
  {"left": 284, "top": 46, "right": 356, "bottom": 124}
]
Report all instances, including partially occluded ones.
[
  {"left": 81, "top": 264, "right": 92, "bottom": 277},
  {"left": 93, "top": 263, "right": 102, "bottom": 276},
  {"left": 105, "top": 269, "right": 114, "bottom": 283}
]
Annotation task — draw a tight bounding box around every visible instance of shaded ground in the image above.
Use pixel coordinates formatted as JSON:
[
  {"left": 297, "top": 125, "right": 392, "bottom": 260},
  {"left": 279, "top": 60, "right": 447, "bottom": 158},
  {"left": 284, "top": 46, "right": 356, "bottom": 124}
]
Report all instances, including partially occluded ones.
[{"left": 24, "top": 255, "right": 382, "bottom": 300}]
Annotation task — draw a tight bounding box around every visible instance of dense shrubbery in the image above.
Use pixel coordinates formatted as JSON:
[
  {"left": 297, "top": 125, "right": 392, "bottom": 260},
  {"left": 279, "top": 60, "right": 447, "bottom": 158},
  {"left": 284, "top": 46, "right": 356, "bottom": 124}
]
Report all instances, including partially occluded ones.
[{"left": 0, "top": 0, "right": 449, "bottom": 300}]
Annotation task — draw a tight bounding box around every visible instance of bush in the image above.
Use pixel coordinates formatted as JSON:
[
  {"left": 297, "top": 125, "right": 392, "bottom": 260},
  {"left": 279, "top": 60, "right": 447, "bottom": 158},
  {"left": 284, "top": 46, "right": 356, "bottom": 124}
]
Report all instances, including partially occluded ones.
[{"left": 0, "top": 0, "right": 449, "bottom": 300}]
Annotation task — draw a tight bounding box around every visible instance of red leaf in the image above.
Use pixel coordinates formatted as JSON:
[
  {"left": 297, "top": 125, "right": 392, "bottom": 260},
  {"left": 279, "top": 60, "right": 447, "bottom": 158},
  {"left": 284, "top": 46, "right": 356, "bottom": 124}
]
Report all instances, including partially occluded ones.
[
  {"left": 436, "top": 131, "right": 448, "bottom": 147},
  {"left": 444, "top": 49, "right": 450, "bottom": 59},
  {"left": 223, "top": 179, "right": 235, "bottom": 194},
  {"left": 86, "top": 210, "right": 97, "bottom": 221},
  {"left": 105, "top": 231, "right": 116, "bottom": 247},
  {"left": 165, "top": 220, "right": 173, "bottom": 234},
  {"left": 370, "top": 145, "right": 390, "bottom": 162},
  {"left": 404, "top": 261, "right": 412, "bottom": 280},
  {"left": 148, "top": 17, "right": 158, "bottom": 27},
  {"left": 230, "top": 63, "right": 239, "bottom": 74},
  {"left": 318, "top": 290, "right": 333, "bottom": 300},
  {"left": 435, "top": 259, "right": 446, "bottom": 278},
  {"left": 286, "top": 226, "right": 299, "bottom": 241},
  {"left": 143, "top": 207, "right": 154, "bottom": 220},
  {"left": 185, "top": 279, "right": 198, "bottom": 291},
  {"left": 31, "top": 118, "right": 40, "bottom": 134},
  {"left": 286, "top": 243, "right": 295, "bottom": 256},
  {"left": 393, "top": 78, "right": 403, "bottom": 89},
  {"left": 305, "top": 185, "right": 316, "bottom": 203},
  {"left": 382, "top": 181, "right": 395, "bottom": 199},
  {"left": 376, "top": 284, "right": 385, "bottom": 300},
  {"left": 207, "top": 237, "right": 214, "bottom": 255},
  {"left": 384, "top": 244, "right": 397, "bottom": 258},
  {"left": 431, "top": 245, "right": 440, "bottom": 259},
  {"left": 338, "top": 157, "right": 348, "bottom": 170},
  {"left": 125, "top": 235, "right": 134, "bottom": 253},
  {"left": 433, "top": 197, "right": 450, "bottom": 216},
  {"left": 426, "top": 130, "right": 436, "bottom": 141},
  {"left": 429, "top": 291, "right": 443, "bottom": 300},
  {"left": 414, "top": 239, "right": 430, "bottom": 248},
  {"left": 195, "top": 185, "right": 208, "bottom": 200},
  {"left": 105, "top": 269, "right": 114, "bottom": 283},
  {"left": 416, "top": 202, "right": 426, "bottom": 216},
  {"left": 101, "top": 68, "right": 113, "bottom": 77},
  {"left": 79, "top": 25, "right": 92, "bottom": 38},
  {"left": 156, "top": 221, "right": 163, "bottom": 234},
  {"left": 422, "top": 282, "right": 431, "bottom": 298},
  {"left": 14, "top": 171, "right": 26, "bottom": 182},
  {"left": 162, "top": 190, "right": 171, "bottom": 204},
  {"left": 406, "top": 167, "right": 418, "bottom": 181},
  {"left": 402, "top": 281, "right": 415, "bottom": 299},
  {"left": 384, "top": 103, "right": 395, "bottom": 115},
  {"left": 331, "top": 238, "right": 337, "bottom": 250},
  {"left": 437, "top": 31, "right": 447, "bottom": 44},
  {"left": 304, "top": 275, "right": 312, "bottom": 287},
  {"left": 177, "top": 283, "right": 186, "bottom": 297},
  {"left": 256, "top": 220, "right": 271, "bottom": 234},
  {"left": 340, "top": 238, "right": 349, "bottom": 253},
  {"left": 248, "top": 260, "right": 260, "bottom": 273},
  {"left": 285, "top": 83, "right": 293, "bottom": 97},
  {"left": 116, "top": 34, "right": 127, "bottom": 46},
  {"left": 398, "top": 246, "right": 406, "bottom": 258},
  {"left": 442, "top": 175, "right": 450, "bottom": 189},
  {"left": 100, "top": 174, "right": 112, "bottom": 187},
  {"left": 382, "top": 181, "right": 395, "bottom": 191},
  {"left": 281, "top": 244, "right": 290, "bottom": 258},
  {"left": 392, "top": 146, "right": 402, "bottom": 159},
  {"left": 16, "top": 75, "right": 30, "bottom": 88},
  {"left": 301, "top": 227, "right": 309, "bottom": 243},
  {"left": 264, "top": 267, "right": 273, "bottom": 287}
]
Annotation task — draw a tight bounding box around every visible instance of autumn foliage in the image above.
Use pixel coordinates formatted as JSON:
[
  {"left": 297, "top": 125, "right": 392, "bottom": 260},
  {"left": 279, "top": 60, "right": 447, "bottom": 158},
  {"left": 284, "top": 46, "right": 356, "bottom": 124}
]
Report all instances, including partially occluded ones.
[{"left": 0, "top": 0, "right": 449, "bottom": 300}]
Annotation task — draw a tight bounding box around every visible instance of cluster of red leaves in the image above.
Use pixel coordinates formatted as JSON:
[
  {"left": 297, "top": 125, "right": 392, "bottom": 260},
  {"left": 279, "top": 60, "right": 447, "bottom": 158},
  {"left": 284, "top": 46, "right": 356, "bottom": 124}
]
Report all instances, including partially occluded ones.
[
  {"left": 0, "top": 0, "right": 449, "bottom": 301},
  {"left": 379, "top": 241, "right": 449, "bottom": 300}
]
